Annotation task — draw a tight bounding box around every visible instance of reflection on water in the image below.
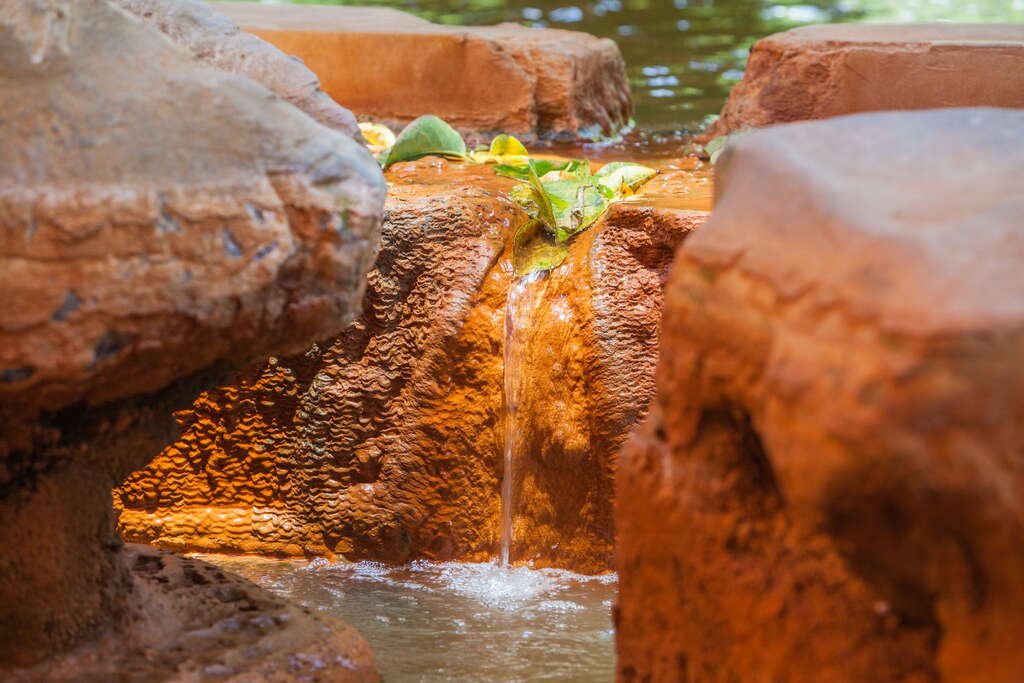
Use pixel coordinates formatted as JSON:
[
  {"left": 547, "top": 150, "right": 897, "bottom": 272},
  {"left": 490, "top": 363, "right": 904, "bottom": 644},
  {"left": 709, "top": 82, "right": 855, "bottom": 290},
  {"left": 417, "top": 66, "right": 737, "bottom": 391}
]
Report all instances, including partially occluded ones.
[
  {"left": 205, "top": 556, "right": 617, "bottom": 682},
  {"left": 259, "top": 0, "right": 1023, "bottom": 131}
]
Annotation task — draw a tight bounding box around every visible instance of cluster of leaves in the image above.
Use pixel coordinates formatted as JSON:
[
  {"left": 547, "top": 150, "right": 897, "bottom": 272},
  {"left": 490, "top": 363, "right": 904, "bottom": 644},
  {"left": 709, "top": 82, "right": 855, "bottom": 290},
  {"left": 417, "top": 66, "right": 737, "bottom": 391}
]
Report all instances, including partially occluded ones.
[{"left": 366, "top": 115, "right": 656, "bottom": 276}]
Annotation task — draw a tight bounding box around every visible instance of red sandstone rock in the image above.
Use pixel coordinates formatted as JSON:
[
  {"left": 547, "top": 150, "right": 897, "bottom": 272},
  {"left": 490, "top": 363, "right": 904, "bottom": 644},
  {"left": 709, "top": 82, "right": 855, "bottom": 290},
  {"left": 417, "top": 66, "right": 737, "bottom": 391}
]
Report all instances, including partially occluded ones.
[
  {"left": 617, "top": 108, "right": 1024, "bottom": 682},
  {"left": 210, "top": 2, "right": 633, "bottom": 145},
  {"left": 115, "top": 0, "right": 365, "bottom": 140},
  {"left": 701, "top": 23, "right": 1024, "bottom": 141},
  {"left": 0, "top": 0, "right": 382, "bottom": 676},
  {"left": 116, "top": 158, "right": 710, "bottom": 573}
]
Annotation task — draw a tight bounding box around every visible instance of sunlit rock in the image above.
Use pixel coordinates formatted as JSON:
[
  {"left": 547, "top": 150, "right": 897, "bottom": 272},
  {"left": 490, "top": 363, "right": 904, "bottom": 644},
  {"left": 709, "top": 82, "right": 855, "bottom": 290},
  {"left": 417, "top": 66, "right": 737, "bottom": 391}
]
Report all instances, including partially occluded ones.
[
  {"left": 116, "top": 157, "right": 710, "bottom": 574},
  {"left": 0, "top": 0, "right": 383, "bottom": 677},
  {"left": 701, "top": 23, "right": 1024, "bottom": 141},
  {"left": 209, "top": 2, "right": 633, "bottom": 144},
  {"left": 617, "top": 108, "right": 1024, "bottom": 682},
  {"left": 114, "top": 0, "right": 365, "bottom": 140}
]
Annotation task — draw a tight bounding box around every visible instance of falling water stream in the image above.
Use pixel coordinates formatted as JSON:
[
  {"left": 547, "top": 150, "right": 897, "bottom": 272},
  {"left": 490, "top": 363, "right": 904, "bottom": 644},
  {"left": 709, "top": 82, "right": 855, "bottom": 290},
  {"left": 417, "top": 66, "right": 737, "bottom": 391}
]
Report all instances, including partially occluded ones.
[{"left": 500, "top": 269, "right": 549, "bottom": 566}]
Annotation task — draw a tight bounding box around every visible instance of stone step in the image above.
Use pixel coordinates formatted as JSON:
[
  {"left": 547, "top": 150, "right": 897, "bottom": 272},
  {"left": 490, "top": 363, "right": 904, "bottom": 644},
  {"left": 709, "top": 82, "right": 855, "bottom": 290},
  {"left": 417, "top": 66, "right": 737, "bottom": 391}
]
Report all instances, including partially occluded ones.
[
  {"left": 702, "top": 23, "right": 1024, "bottom": 141},
  {"left": 210, "top": 2, "right": 632, "bottom": 144}
]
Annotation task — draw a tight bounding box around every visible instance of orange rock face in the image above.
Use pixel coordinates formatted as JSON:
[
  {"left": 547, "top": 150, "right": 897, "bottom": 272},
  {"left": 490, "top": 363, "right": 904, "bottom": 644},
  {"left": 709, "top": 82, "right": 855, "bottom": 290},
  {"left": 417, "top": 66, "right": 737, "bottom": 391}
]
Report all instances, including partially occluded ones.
[
  {"left": 702, "top": 24, "right": 1024, "bottom": 141},
  {"left": 117, "top": 158, "right": 710, "bottom": 573},
  {"left": 210, "top": 3, "right": 632, "bottom": 144},
  {"left": 617, "top": 109, "right": 1024, "bottom": 682}
]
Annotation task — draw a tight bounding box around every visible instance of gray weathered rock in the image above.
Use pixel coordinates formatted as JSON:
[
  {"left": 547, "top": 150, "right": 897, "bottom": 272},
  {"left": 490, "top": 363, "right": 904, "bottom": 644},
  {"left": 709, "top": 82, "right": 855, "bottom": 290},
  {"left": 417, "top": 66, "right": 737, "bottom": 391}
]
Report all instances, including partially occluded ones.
[{"left": 115, "top": 0, "right": 365, "bottom": 140}]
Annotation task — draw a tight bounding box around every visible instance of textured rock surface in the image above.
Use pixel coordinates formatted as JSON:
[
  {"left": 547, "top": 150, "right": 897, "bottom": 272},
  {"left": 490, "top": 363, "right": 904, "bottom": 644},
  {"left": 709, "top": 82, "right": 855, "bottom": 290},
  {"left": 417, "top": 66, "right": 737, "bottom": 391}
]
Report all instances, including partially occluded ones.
[
  {"left": 701, "top": 24, "right": 1024, "bottom": 141},
  {"left": 117, "top": 158, "right": 710, "bottom": 573},
  {"left": 7, "top": 544, "right": 379, "bottom": 682},
  {"left": 210, "top": 2, "right": 632, "bottom": 145},
  {"left": 115, "top": 0, "right": 364, "bottom": 140},
  {"left": 617, "top": 108, "right": 1024, "bottom": 682},
  {"left": 0, "top": 0, "right": 382, "bottom": 676}
]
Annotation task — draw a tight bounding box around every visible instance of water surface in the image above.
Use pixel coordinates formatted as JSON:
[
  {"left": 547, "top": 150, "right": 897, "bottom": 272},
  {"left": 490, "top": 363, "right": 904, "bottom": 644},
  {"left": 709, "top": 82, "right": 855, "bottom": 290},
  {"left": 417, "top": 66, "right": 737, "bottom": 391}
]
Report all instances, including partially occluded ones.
[{"left": 205, "top": 557, "right": 617, "bottom": 682}]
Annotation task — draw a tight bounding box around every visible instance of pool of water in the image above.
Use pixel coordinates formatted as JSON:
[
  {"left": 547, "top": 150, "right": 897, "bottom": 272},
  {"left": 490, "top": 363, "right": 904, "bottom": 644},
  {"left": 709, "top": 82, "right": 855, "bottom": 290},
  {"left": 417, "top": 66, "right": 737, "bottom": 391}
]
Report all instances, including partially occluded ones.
[
  {"left": 205, "top": 556, "right": 618, "bottom": 682},
  {"left": 249, "top": 0, "right": 1024, "bottom": 131}
]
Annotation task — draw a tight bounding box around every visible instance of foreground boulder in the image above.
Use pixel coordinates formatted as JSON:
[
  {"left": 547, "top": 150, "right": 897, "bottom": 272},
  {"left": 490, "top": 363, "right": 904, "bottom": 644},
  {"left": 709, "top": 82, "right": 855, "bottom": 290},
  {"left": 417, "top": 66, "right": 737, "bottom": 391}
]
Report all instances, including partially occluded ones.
[
  {"left": 0, "top": 0, "right": 383, "bottom": 677},
  {"left": 702, "top": 24, "right": 1024, "bottom": 140},
  {"left": 116, "top": 159, "right": 709, "bottom": 573},
  {"left": 115, "top": 0, "right": 364, "bottom": 140},
  {"left": 617, "top": 108, "right": 1024, "bottom": 682},
  {"left": 211, "top": 2, "right": 632, "bottom": 145}
]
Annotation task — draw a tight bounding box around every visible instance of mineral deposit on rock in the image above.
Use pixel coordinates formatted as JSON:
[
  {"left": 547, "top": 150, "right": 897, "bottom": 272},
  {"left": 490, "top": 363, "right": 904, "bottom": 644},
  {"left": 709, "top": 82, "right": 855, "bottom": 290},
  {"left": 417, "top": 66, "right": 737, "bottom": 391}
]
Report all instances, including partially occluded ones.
[
  {"left": 116, "top": 159, "right": 710, "bottom": 574},
  {"left": 210, "top": 2, "right": 633, "bottom": 144},
  {"left": 0, "top": 0, "right": 383, "bottom": 677},
  {"left": 617, "top": 108, "right": 1024, "bottom": 683},
  {"left": 701, "top": 23, "right": 1024, "bottom": 141}
]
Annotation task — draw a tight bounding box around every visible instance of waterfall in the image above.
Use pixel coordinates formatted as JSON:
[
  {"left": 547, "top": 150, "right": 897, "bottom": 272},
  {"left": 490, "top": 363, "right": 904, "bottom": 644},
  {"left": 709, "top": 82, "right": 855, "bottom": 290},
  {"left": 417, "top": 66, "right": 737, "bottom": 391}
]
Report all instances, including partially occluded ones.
[{"left": 500, "top": 269, "right": 547, "bottom": 566}]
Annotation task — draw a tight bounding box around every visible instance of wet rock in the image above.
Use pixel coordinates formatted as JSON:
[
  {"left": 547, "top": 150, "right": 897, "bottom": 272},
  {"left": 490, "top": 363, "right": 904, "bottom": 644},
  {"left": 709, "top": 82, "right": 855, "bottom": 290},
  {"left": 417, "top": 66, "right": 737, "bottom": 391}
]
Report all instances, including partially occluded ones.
[
  {"left": 116, "top": 158, "right": 710, "bottom": 573},
  {"left": 0, "top": 0, "right": 382, "bottom": 676},
  {"left": 115, "top": 0, "right": 365, "bottom": 140},
  {"left": 617, "top": 108, "right": 1024, "bottom": 682},
  {"left": 6, "top": 545, "right": 379, "bottom": 682},
  {"left": 210, "top": 2, "right": 632, "bottom": 145},
  {"left": 701, "top": 24, "right": 1024, "bottom": 141}
]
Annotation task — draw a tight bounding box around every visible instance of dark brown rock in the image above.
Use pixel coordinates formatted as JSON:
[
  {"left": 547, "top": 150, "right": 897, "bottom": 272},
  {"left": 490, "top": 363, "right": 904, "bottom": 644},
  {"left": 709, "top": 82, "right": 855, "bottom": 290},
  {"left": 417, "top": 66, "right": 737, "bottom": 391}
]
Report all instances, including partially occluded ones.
[
  {"left": 617, "top": 108, "right": 1024, "bottom": 682},
  {"left": 210, "top": 2, "right": 632, "bottom": 145},
  {"left": 116, "top": 158, "right": 710, "bottom": 573},
  {"left": 701, "top": 24, "right": 1024, "bottom": 141},
  {"left": 115, "top": 0, "right": 365, "bottom": 140},
  {"left": 0, "top": 0, "right": 383, "bottom": 676}
]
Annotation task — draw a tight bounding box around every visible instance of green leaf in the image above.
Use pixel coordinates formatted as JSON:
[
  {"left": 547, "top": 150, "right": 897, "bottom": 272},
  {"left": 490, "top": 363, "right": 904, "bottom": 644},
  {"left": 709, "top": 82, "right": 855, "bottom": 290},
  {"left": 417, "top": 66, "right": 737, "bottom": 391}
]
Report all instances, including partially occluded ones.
[
  {"left": 542, "top": 179, "right": 609, "bottom": 240},
  {"left": 495, "top": 158, "right": 575, "bottom": 181},
  {"left": 526, "top": 159, "right": 557, "bottom": 230},
  {"left": 513, "top": 218, "right": 569, "bottom": 276},
  {"left": 595, "top": 162, "right": 657, "bottom": 196},
  {"left": 383, "top": 115, "right": 467, "bottom": 168}
]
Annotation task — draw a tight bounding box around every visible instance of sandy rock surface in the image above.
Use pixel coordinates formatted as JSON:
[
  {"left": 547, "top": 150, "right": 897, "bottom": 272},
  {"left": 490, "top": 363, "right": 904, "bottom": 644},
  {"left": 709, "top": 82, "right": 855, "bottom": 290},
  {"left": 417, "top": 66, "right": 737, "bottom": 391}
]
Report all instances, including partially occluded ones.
[
  {"left": 617, "top": 108, "right": 1024, "bottom": 682},
  {"left": 701, "top": 23, "right": 1024, "bottom": 141},
  {"left": 210, "top": 2, "right": 633, "bottom": 145},
  {"left": 116, "top": 158, "right": 710, "bottom": 573}
]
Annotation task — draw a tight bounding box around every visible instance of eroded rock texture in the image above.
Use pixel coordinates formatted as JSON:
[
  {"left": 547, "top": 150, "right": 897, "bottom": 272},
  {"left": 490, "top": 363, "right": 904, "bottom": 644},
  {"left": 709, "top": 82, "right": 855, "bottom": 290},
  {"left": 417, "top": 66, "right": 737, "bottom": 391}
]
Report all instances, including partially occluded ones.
[
  {"left": 115, "top": 0, "right": 365, "bottom": 140},
  {"left": 117, "top": 159, "right": 710, "bottom": 573},
  {"left": 0, "top": 0, "right": 383, "bottom": 677},
  {"left": 210, "top": 3, "right": 632, "bottom": 145},
  {"left": 701, "top": 24, "right": 1024, "bottom": 141},
  {"left": 617, "top": 108, "right": 1024, "bottom": 682}
]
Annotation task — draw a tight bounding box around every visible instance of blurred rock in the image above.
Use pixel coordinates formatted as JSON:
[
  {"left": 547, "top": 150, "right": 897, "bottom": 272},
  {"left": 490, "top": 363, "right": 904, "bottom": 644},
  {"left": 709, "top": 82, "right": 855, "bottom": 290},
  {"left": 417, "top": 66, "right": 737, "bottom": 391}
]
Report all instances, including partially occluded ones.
[
  {"left": 116, "top": 0, "right": 365, "bottom": 140},
  {"left": 0, "top": 0, "right": 383, "bottom": 676},
  {"left": 618, "top": 108, "right": 1024, "bottom": 682},
  {"left": 702, "top": 24, "right": 1024, "bottom": 141},
  {"left": 211, "top": 2, "right": 633, "bottom": 145}
]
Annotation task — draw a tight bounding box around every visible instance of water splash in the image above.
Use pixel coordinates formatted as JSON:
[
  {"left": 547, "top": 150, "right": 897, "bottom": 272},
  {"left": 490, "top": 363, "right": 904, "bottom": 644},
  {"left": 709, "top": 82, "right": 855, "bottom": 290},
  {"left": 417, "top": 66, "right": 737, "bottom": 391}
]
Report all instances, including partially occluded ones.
[
  {"left": 500, "top": 270, "right": 549, "bottom": 566},
  {"left": 200, "top": 555, "right": 616, "bottom": 680}
]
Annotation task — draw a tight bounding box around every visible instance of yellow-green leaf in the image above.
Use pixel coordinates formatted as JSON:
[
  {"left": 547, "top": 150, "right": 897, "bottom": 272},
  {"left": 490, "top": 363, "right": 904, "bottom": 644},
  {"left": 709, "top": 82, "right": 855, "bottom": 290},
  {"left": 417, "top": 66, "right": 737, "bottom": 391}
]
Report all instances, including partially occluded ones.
[
  {"left": 383, "top": 115, "right": 467, "bottom": 169},
  {"left": 513, "top": 218, "right": 569, "bottom": 276},
  {"left": 358, "top": 122, "right": 396, "bottom": 157}
]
